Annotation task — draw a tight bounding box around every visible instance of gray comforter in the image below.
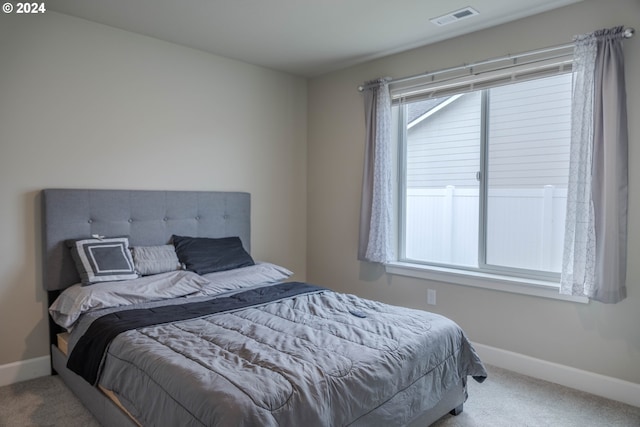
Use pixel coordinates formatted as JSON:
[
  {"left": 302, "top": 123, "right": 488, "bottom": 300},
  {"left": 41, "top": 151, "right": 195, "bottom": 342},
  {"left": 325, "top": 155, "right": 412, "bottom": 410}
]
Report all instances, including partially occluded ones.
[{"left": 69, "top": 285, "right": 486, "bottom": 426}]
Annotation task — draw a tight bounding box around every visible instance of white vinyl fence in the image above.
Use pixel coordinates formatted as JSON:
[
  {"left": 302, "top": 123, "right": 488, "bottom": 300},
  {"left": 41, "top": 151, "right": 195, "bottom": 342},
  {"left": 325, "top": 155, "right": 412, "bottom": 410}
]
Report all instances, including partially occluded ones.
[{"left": 404, "top": 186, "right": 567, "bottom": 272}]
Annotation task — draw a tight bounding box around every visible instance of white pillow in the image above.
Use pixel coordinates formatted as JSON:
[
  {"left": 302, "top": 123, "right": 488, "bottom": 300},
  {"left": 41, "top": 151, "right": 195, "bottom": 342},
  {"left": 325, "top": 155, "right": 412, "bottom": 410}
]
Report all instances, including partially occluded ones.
[
  {"left": 199, "top": 262, "right": 293, "bottom": 295},
  {"left": 49, "top": 262, "right": 293, "bottom": 330},
  {"left": 49, "top": 270, "right": 209, "bottom": 329}
]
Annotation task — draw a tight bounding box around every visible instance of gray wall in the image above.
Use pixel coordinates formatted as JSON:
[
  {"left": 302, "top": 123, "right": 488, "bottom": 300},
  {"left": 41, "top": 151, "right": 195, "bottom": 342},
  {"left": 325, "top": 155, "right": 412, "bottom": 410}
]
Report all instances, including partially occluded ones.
[
  {"left": 307, "top": 0, "right": 640, "bottom": 384},
  {"left": 0, "top": 11, "right": 307, "bottom": 365}
]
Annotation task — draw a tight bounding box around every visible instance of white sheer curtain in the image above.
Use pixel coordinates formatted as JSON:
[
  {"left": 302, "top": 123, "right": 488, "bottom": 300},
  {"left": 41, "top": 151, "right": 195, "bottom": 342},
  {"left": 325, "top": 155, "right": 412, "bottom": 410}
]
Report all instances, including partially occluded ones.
[
  {"left": 358, "top": 78, "right": 393, "bottom": 263},
  {"left": 561, "top": 26, "right": 629, "bottom": 303}
]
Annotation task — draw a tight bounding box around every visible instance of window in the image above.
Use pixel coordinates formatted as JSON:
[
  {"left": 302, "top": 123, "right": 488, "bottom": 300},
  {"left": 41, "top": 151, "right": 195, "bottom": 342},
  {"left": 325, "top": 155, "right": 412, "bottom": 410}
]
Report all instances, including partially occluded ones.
[{"left": 395, "top": 73, "right": 572, "bottom": 282}]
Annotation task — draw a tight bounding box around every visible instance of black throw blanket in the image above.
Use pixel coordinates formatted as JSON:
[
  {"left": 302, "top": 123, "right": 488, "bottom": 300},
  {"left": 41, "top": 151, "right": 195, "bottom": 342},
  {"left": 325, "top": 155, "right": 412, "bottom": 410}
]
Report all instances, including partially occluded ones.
[{"left": 67, "top": 282, "right": 326, "bottom": 385}]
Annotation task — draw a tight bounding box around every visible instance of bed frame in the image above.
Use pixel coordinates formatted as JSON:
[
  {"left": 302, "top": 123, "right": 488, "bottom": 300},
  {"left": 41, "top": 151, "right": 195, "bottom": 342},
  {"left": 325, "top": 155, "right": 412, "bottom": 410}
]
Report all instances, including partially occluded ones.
[{"left": 41, "top": 188, "right": 465, "bottom": 426}]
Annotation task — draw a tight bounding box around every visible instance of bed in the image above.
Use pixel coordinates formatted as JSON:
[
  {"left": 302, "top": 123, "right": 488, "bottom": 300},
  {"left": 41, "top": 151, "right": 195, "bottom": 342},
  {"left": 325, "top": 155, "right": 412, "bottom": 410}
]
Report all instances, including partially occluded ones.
[{"left": 42, "top": 188, "right": 487, "bottom": 427}]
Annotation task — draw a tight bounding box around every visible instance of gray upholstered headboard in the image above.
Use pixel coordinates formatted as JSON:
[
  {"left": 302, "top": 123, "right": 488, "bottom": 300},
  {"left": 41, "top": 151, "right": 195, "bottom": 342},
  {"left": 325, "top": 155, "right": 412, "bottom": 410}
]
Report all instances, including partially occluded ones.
[{"left": 42, "top": 189, "right": 250, "bottom": 292}]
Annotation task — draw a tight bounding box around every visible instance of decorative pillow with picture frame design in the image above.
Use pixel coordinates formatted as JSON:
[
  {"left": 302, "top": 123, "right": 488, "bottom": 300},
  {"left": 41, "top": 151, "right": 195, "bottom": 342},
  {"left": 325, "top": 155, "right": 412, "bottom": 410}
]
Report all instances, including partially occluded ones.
[{"left": 66, "top": 236, "right": 139, "bottom": 285}]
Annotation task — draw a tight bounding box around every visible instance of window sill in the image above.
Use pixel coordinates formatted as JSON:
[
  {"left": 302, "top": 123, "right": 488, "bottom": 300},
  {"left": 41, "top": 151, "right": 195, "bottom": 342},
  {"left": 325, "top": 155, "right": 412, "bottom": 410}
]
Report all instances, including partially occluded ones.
[{"left": 385, "top": 262, "right": 589, "bottom": 304}]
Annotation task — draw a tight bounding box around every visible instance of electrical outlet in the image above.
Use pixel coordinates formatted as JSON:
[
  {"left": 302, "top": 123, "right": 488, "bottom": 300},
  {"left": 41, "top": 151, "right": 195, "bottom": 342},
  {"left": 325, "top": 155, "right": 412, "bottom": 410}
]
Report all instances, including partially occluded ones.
[{"left": 427, "top": 289, "right": 437, "bottom": 305}]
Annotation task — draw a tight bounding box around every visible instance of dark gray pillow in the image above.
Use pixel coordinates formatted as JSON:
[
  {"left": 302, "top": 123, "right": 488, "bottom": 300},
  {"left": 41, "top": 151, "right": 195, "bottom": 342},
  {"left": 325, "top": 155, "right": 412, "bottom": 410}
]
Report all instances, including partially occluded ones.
[
  {"left": 66, "top": 237, "right": 139, "bottom": 285},
  {"left": 172, "top": 235, "right": 254, "bottom": 275}
]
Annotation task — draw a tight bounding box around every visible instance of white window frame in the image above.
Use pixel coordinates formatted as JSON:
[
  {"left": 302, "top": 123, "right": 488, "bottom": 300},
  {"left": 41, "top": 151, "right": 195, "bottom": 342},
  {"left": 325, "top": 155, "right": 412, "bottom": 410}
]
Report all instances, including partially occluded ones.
[
  {"left": 386, "top": 65, "right": 588, "bottom": 304},
  {"left": 385, "top": 261, "right": 587, "bottom": 303}
]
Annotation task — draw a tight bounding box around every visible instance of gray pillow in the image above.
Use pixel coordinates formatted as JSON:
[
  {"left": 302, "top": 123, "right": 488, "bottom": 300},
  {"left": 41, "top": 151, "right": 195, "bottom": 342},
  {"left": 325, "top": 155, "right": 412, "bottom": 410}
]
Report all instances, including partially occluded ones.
[
  {"left": 131, "top": 245, "right": 182, "bottom": 276},
  {"left": 66, "top": 237, "right": 139, "bottom": 285}
]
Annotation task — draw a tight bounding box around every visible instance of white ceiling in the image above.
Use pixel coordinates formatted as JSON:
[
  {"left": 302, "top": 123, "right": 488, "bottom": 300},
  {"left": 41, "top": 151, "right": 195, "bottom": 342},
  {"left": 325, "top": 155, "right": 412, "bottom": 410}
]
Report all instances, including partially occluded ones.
[{"left": 48, "top": 0, "right": 582, "bottom": 77}]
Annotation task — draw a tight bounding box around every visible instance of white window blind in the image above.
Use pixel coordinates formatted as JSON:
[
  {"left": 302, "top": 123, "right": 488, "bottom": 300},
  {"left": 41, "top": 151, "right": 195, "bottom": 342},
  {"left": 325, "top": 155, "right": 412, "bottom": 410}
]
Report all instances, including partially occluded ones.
[{"left": 390, "top": 45, "right": 574, "bottom": 104}]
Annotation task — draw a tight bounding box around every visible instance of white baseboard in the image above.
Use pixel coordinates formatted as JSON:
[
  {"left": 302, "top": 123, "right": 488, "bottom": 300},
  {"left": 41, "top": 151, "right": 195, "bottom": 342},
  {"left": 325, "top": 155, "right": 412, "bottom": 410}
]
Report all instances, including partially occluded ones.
[
  {"left": 0, "top": 356, "right": 51, "bottom": 387},
  {"left": 473, "top": 342, "right": 640, "bottom": 408}
]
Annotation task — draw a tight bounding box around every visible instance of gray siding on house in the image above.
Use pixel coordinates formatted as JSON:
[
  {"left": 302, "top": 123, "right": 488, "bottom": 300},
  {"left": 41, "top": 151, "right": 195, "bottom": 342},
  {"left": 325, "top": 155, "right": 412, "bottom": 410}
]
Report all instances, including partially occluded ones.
[
  {"left": 406, "top": 91, "right": 481, "bottom": 188},
  {"left": 488, "top": 74, "right": 572, "bottom": 189},
  {"left": 404, "top": 73, "right": 572, "bottom": 189}
]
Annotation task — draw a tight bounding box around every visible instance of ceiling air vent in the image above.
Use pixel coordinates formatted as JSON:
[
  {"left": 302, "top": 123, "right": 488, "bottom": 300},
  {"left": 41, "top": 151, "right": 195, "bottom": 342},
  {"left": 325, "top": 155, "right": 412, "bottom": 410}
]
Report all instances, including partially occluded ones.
[{"left": 430, "top": 7, "right": 479, "bottom": 26}]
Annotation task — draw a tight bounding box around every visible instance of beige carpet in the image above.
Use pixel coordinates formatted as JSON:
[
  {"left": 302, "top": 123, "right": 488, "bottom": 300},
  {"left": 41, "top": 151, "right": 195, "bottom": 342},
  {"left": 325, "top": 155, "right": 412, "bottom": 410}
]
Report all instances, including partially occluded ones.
[
  {"left": 0, "top": 374, "right": 99, "bottom": 427},
  {"left": 1, "top": 365, "right": 639, "bottom": 426},
  {"left": 433, "top": 365, "right": 640, "bottom": 427}
]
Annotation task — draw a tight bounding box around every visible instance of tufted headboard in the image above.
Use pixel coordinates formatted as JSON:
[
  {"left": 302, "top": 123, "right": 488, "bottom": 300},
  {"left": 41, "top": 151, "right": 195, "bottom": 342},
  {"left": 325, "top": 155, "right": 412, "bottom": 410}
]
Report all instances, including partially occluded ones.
[{"left": 42, "top": 189, "right": 251, "bottom": 292}]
